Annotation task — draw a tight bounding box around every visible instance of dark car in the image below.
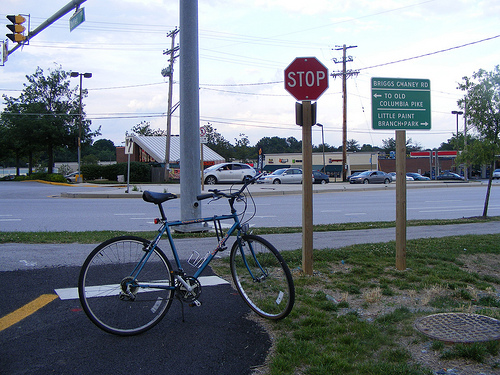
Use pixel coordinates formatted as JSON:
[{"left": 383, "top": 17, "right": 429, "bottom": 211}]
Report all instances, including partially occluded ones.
[
  {"left": 406, "top": 172, "right": 430, "bottom": 181},
  {"left": 313, "top": 171, "right": 329, "bottom": 184},
  {"left": 347, "top": 171, "right": 363, "bottom": 181},
  {"left": 436, "top": 171, "right": 464, "bottom": 181},
  {"left": 349, "top": 170, "right": 391, "bottom": 184}
]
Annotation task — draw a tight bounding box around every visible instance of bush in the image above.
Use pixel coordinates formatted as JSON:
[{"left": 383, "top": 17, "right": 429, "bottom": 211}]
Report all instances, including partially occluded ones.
[
  {"left": 81, "top": 162, "right": 152, "bottom": 182},
  {"left": 24, "top": 173, "right": 66, "bottom": 183}
]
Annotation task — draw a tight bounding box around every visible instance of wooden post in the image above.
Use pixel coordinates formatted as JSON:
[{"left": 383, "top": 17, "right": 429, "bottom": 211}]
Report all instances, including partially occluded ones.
[
  {"left": 395, "top": 130, "right": 406, "bottom": 270},
  {"left": 302, "top": 101, "right": 313, "bottom": 275}
]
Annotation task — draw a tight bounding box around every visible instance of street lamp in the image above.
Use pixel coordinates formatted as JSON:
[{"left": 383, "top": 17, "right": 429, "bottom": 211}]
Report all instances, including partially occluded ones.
[
  {"left": 70, "top": 71, "right": 92, "bottom": 183},
  {"left": 315, "top": 123, "right": 326, "bottom": 174},
  {"left": 451, "top": 110, "right": 463, "bottom": 152},
  {"left": 451, "top": 110, "right": 464, "bottom": 179}
]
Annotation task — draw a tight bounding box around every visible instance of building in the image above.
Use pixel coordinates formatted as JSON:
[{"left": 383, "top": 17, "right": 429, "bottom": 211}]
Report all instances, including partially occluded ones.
[
  {"left": 116, "top": 135, "right": 225, "bottom": 180},
  {"left": 262, "top": 152, "right": 379, "bottom": 177}
]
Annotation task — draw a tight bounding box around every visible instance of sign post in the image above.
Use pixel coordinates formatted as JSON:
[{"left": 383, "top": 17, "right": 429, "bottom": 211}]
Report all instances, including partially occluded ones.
[
  {"left": 125, "top": 136, "right": 133, "bottom": 193},
  {"left": 371, "top": 77, "right": 431, "bottom": 270},
  {"left": 285, "top": 57, "right": 328, "bottom": 275}
]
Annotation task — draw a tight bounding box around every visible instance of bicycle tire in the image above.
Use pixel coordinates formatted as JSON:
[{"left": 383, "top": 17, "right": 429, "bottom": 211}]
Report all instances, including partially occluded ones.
[
  {"left": 78, "top": 236, "right": 174, "bottom": 336},
  {"left": 230, "top": 234, "right": 295, "bottom": 320}
]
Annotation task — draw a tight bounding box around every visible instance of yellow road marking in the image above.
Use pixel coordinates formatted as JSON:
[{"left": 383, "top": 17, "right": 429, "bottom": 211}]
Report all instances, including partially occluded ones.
[{"left": 0, "top": 294, "right": 58, "bottom": 332}]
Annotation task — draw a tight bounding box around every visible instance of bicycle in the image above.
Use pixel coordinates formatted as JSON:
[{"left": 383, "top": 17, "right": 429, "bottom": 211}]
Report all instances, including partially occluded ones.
[{"left": 78, "top": 175, "right": 295, "bottom": 336}]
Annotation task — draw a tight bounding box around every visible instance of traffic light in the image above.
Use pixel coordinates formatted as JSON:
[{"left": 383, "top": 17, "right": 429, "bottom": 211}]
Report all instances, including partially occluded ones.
[{"left": 6, "top": 15, "right": 27, "bottom": 43}]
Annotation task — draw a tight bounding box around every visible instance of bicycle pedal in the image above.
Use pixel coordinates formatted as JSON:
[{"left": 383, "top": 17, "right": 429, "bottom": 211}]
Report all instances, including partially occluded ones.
[{"left": 189, "top": 300, "right": 202, "bottom": 307}]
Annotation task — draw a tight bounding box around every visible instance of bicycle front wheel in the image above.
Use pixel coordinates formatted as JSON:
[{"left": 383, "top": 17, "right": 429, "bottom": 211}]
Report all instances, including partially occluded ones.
[
  {"left": 230, "top": 234, "right": 295, "bottom": 320},
  {"left": 78, "top": 236, "right": 174, "bottom": 336}
]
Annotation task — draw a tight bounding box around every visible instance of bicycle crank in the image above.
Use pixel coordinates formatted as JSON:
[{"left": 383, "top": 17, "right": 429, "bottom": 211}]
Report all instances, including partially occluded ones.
[{"left": 176, "top": 275, "right": 202, "bottom": 305}]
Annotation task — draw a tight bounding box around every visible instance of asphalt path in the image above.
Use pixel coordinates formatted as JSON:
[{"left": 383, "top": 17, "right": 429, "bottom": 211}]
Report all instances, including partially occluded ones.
[{"left": 0, "top": 264, "right": 270, "bottom": 375}]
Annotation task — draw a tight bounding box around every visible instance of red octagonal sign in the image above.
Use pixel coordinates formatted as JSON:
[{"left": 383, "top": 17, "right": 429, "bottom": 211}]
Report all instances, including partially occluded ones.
[{"left": 284, "top": 57, "right": 329, "bottom": 101}]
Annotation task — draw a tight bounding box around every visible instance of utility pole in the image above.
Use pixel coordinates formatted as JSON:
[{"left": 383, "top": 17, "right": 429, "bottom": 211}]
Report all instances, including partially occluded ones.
[
  {"left": 331, "top": 45, "right": 359, "bottom": 181},
  {"left": 162, "top": 27, "right": 179, "bottom": 181}
]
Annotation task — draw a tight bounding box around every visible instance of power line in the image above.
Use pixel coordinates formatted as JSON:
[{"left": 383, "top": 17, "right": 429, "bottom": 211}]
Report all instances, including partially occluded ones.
[{"left": 361, "top": 34, "right": 500, "bottom": 70}]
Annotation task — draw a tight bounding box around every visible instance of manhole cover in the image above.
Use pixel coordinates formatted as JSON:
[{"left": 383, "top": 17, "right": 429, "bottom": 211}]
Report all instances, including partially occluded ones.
[{"left": 414, "top": 313, "right": 500, "bottom": 343}]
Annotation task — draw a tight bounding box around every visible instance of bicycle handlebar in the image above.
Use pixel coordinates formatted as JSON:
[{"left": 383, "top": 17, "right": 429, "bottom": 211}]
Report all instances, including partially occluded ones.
[{"left": 196, "top": 173, "right": 263, "bottom": 202}]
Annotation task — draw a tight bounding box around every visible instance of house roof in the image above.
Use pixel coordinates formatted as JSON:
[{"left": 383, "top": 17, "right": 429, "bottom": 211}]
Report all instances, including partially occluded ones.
[{"left": 132, "top": 135, "right": 225, "bottom": 163}]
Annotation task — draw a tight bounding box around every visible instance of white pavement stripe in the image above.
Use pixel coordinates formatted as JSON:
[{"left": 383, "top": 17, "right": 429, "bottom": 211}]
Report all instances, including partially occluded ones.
[{"left": 55, "top": 275, "right": 229, "bottom": 300}]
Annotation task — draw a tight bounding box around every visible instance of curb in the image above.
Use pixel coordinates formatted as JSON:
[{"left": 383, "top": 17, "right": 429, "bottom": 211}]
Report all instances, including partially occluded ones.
[{"left": 58, "top": 180, "right": 486, "bottom": 199}]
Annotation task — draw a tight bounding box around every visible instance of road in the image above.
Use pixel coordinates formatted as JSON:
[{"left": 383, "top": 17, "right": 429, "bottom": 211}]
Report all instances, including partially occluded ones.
[{"left": 1, "top": 180, "right": 500, "bottom": 232}]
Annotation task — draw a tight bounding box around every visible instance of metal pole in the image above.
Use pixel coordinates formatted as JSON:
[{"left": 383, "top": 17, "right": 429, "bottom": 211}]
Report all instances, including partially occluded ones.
[
  {"left": 78, "top": 73, "right": 82, "bottom": 182},
  {"left": 179, "top": 0, "right": 201, "bottom": 225},
  {"left": 316, "top": 123, "right": 326, "bottom": 173}
]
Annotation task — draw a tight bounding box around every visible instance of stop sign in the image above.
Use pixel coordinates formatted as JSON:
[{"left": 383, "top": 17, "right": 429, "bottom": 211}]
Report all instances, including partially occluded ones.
[{"left": 284, "top": 57, "right": 329, "bottom": 101}]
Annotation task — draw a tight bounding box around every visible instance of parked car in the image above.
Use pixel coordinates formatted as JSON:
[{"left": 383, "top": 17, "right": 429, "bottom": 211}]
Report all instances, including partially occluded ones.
[
  {"left": 349, "top": 170, "right": 392, "bottom": 184},
  {"left": 436, "top": 171, "right": 464, "bottom": 181},
  {"left": 203, "top": 162, "right": 256, "bottom": 184},
  {"left": 258, "top": 168, "right": 304, "bottom": 184},
  {"left": 347, "top": 171, "right": 363, "bottom": 181},
  {"left": 65, "top": 172, "right": 78, "bottom": 183},
  {"left": 493, "top": 169, "right": 500, "bottom": 179},
  {"left": 406, "top": 172, "right": 430, "bottom": 181},
  {"left": 313, "top": 170, "right": 329, "bottom": 184},
  {"left": 389, "top": 172, "right": 414, "bottom": 181}
]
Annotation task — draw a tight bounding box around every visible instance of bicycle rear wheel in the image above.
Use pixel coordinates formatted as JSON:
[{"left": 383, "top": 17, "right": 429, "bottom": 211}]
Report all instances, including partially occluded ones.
[
  {"left": 230, "top": 234, "right": 295, "bottom": 320},
  {"left": 78, "top": 236, "right": 174, "bottom": 336}
]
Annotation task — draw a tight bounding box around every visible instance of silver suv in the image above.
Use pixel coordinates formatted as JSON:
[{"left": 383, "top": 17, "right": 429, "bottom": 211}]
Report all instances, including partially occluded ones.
[{"left": 203, "top": 162, "right": 257, "bottom": 184}]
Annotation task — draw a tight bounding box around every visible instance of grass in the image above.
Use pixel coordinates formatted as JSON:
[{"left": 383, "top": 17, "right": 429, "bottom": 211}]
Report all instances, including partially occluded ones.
[
  {"left": 1, "top": 215, "right": 499, "bottom": 244},
  {"left": 212, "top": 232, "right": 500, "bottom": 374},
  {"left": 2, "top": 217, "right": 500, "bottom": 373}
]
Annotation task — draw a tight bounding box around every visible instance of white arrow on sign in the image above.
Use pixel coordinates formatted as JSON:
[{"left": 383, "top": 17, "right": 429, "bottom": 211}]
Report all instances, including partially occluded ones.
[{"left": 373, "top": 93, "right": 382, "bottom": 98}]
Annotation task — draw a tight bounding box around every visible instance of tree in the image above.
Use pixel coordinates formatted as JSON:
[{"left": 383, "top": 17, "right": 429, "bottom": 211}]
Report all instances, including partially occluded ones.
[
  {"left": 255, "top": 136, "right": 302, "bottom": 154},
  {"left": 234, "top": 133, "right": 254, "bottom": 162},
  {"left": 204, "top": 123, "right": 233, "bottom": 160},
  {"left": 381, "top": 137, "right": 421, "bottom": 153},
  {"left": 128, "top": 121, "right": 165, "bottom": 136},
  {"left": 457, "top": 65, "right": 500, "bottom": 216},
  {"left": 1, "top": 66, "right": 99, "bottom": 174},
  {"left": 346, "top": 139, "right": 360, "bottom": 152},
  {"left": 91, "top": 139, "right": 116, "bottom": 161}
]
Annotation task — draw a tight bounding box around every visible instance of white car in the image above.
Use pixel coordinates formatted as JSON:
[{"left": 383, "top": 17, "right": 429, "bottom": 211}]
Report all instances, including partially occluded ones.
[
  {"left": 389, "top": 172, "right": 413, "bottom": 181},
  {"left": 258, "top": 168, "right": 304, "bottom": 184},
  {"left": 493, "top": 169, "right": 500, "bottom": 179},
  {"left": 203, "top": 162, "right": 256, "bottom": 184}
]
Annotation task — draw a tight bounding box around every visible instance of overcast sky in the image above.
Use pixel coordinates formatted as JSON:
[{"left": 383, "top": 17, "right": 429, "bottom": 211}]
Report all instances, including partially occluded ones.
[{"left": 1, "top": 0, "right": 499, "bottom": 150}]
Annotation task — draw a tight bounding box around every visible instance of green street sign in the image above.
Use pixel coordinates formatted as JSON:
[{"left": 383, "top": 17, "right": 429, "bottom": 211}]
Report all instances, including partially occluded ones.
[
  {"left": 69, "top": 7, "right": 85, "bottom": 32},
  {"left": 371, "top": 77, "right": 431, "bottom": 130}
]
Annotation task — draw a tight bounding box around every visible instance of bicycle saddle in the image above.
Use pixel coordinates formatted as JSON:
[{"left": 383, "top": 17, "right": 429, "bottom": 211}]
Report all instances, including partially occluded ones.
[{"left": 142, "top": 191, "right": 178, "bottom": 204}]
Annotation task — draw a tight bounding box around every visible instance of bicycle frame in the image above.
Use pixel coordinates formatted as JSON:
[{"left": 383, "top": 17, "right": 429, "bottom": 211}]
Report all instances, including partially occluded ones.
[{"left": 129, "top": 208, "right": 243, "bottom": 292}]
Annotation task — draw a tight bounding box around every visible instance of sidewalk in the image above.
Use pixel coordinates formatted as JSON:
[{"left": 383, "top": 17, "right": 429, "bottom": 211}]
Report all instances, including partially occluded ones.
[{"left": 2, "top": 221, "right": 500, "bottom": 272}]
